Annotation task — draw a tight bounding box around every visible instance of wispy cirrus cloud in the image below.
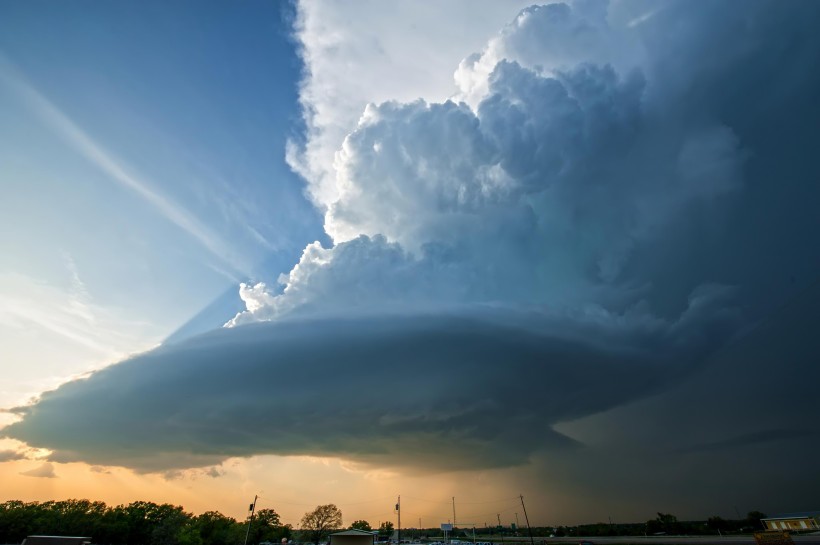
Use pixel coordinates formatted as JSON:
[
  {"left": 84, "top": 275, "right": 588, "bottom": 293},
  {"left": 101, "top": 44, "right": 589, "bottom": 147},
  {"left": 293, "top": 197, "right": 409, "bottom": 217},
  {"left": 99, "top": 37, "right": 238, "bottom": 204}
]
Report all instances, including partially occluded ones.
[
  {"left": 0, "top": 262, "right": 155, "bottom": 360},
  {"left": 0, "top": 53, "right": 250, "bottom": 279},
  {"left": 0, "top": 263, "right": 162, "bottom": 411}
]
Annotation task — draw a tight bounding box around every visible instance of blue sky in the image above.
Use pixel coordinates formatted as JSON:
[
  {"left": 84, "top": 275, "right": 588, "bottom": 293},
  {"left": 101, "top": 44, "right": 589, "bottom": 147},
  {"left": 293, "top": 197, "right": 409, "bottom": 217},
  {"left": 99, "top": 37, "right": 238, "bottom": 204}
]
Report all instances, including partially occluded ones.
[
  {"left": 0, "top": 1, "right": 325, "bottom": 404},
  {"left": 2, "top": 0, "right": 820, "bottom": 526}
]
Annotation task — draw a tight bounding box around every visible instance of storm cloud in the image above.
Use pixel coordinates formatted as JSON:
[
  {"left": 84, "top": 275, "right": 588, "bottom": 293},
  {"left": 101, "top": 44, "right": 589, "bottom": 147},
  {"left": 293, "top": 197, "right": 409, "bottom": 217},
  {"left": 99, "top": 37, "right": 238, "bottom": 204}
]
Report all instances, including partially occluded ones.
[
  {"left": 4, "top": 0, "right": 820, "bottom": 513},
  {"left": 230, "top": 0, "right": 813, "bottom": 328},
  {"left": 2, "top": 301, "right": 737, "bottom": 472}
]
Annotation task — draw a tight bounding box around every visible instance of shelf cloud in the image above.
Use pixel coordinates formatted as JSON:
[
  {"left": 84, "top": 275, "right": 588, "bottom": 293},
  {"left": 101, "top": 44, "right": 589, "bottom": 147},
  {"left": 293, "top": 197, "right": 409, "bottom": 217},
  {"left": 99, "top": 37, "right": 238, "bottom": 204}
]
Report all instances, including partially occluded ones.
[{"left": 5, "top": 300, "right": 738, "bottom": 472}]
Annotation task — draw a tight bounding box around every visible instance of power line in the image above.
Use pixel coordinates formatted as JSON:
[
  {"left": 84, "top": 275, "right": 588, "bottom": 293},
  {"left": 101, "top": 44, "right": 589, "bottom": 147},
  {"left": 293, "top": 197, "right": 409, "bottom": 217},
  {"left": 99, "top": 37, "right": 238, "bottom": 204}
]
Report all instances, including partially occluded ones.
[{"left": 402, "top": 495, "right": 520, "bottom": 505}]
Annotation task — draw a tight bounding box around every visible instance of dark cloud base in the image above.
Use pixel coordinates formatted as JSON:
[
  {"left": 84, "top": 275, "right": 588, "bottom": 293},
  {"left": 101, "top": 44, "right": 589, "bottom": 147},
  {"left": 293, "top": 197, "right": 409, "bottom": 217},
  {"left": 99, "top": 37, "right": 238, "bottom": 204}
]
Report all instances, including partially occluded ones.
[
  {"left": 549, "top": 277, "right": 820, "bottom": 515},
  {"left": 4, "top": 280, "right": 818, "bottom": 515},
  {"left": 4, "top": 310, "right": 690, "bottom": 472}
]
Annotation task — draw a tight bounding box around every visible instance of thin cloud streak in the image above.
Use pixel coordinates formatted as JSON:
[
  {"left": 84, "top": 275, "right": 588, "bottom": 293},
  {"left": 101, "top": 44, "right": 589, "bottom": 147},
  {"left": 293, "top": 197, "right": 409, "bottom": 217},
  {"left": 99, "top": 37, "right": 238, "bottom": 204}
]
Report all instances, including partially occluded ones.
[
  {"left": 0, "top": 53, "right": 249, "bottom": 278},
  {"left": 627, "top": 7, "right": 661, "bottom": 28},
  {"left": 0, "top": 294, "right": 114, "bottom": 356},
  {"left": 0, "top": 269, "right": 160, "bottom": 372}
]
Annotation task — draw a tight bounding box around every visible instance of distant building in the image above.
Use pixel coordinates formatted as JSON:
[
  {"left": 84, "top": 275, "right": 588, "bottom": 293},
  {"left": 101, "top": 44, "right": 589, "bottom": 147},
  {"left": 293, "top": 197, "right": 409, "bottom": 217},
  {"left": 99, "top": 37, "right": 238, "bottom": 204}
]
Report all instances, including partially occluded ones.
[
  {"left": 330, "top": 529, "right": 378, "bottom": 545},
  {"left": 761, "top": 512, "right": 820, "bottom": 531},
  {"left": 22, "top": 537, "right": 92, "bottom": 545}
]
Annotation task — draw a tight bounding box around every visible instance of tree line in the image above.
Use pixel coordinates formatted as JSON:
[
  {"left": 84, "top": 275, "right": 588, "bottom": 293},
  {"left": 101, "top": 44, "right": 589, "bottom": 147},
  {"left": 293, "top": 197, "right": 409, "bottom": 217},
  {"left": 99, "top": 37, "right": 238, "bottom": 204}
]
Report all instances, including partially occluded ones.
[
  {"left": 0, "top": 499, "right": 771, "bottom": 545},
  {"left": 0, "top": 499, "right": 299, "bottom": 545},
  {"left": 0, "top": 499, "right": 401, "bottom": 545}
]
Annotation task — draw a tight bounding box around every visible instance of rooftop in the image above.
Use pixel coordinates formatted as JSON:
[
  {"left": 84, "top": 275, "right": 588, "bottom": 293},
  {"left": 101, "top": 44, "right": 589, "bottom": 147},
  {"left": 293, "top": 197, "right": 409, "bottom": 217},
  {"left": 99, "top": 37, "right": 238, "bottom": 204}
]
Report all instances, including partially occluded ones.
[{"left": 762, "top": 512, "right": 820, "bottom": 520}]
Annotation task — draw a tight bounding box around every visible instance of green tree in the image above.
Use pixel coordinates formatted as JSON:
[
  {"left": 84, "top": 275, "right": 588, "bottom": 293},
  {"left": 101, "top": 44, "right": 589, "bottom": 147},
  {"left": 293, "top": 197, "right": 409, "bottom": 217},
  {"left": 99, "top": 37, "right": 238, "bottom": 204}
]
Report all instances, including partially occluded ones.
[
  {"left": 255, "top": 509, "right": 282, "bottom": 529},
  {"left": 379, "top": 521, "right": 394, "bottom": 537},
  {"left": 177, "top": 523, "right": 205, "bottom": 545},
  {"left": 49, "top": 499, "right": 107, "bottom": 536},
  {"left": 147, "top": 503, "right": 195, "bottom": 545},
  {"left": 249, "top": 508, "right": 291, "bottom": 544},
  {"left": 0, "top": 500, "right": 35, "bottom": 543},
  {"left": 300, "top": 504, "right": 343, "bottom": 545},
  {"left": 350, "top": 520, "right": 372, "bottom": 531},
  {"left": 195, "top": 510, "right": 241, "bottom": 545}
]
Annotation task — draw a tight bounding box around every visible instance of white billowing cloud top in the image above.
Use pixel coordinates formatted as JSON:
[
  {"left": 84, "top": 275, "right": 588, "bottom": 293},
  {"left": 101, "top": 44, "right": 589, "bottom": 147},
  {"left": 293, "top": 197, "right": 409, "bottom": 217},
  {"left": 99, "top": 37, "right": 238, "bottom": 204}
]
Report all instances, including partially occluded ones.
[
  {"left": 229, "top": 0, "right": 745, "bottom": 327},
  {"left": 453, "top": 1, "right": 643, "bottom": 108},
  {"left": 287, "top": 0, "right": 531, "bottom": 209}
]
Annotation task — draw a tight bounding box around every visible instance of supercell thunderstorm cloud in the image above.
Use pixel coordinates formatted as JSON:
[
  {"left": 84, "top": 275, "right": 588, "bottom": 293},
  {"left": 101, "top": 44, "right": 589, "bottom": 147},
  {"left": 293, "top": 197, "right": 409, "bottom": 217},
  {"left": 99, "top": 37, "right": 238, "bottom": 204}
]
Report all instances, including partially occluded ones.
[{"left": 5, "top": 0, "right": 820, "bottom": 513}]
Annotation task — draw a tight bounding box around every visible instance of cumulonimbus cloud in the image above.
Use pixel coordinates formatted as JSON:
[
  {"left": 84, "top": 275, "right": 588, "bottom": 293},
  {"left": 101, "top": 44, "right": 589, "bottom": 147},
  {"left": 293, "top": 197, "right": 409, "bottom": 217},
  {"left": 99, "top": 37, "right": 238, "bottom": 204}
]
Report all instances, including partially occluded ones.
[
  {"left": 5, "top": 0, "right": 820, "bottom": 500},
  {"left": 230, "top": 0, "right": 748, "bottom": 327}
]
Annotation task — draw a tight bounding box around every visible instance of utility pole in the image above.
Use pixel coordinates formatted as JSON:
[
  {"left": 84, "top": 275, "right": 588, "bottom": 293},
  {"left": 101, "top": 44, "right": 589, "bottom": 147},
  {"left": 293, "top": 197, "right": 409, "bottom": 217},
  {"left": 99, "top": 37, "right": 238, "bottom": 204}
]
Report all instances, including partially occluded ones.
[
  {"left": 497, "top": 514, "right": 503, "bottom": 544},
  {"left": 396, "top": 495, "right": 401, "bottom": 544},
  {"left": 453, "top": 497, "right": 457, "bottom": 532},
  {"left": 243, "top": 495, "right": 258, "bottom": 545},
  {"left": 519, "top": 495, "right": 535, "bottom": 545}
]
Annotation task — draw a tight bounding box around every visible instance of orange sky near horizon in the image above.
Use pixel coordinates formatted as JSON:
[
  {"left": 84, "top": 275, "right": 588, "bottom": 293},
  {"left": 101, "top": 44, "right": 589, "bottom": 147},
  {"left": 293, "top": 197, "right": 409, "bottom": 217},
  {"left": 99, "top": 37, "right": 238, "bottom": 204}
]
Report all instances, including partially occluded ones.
[{"left": 0, "top": 453, "right": 569, "bottom": 529}]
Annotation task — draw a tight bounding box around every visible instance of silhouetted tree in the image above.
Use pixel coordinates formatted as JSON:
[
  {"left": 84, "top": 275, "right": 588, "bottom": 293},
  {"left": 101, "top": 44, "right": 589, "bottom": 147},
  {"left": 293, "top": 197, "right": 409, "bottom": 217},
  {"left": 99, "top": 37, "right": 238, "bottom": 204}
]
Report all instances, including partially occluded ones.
[
  {"left": 647, "top": 513, "right": 679, "bottom": 535},
  {"left": 195, "top": 511, "right": 242, "bottom": 545},
  {"left": 379, "top": 522, "right": 394, "bottom": 537},
  {"left": 707, "top": 517, "right": 728, "bottom": 534},
  {"left": 300, "top": 504, "right": 343, "bottom": 545},
  {"left": 248, "top": 508, "right": 291, "bottom": 544},
  {"left": 0, "top": 499, "right": 264, "bottom": 545},
  {"left": 747, "top": 512, "right": 767, "bottom": 530}
]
